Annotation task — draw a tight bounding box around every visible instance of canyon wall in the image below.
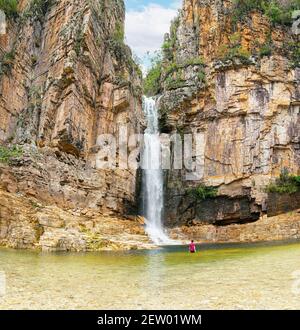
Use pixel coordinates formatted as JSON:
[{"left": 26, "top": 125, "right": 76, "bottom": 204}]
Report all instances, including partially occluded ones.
[
  {"left": 158, "top": 0, "right": 300, "bottom": 227},
  {"left": 1, "top": 0, "right": 299, "bottom": 249},
  {"left": 0, "top": 0, "right": 147, "bottom": 250}
]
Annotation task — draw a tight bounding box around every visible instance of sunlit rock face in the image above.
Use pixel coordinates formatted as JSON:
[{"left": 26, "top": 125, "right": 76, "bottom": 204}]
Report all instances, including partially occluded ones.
[
  {"left": 158, "top": 0, "right": 300, "bottom": 227},
  {"left": 0, "top": 0, "right": 144, "bottom": 250}
]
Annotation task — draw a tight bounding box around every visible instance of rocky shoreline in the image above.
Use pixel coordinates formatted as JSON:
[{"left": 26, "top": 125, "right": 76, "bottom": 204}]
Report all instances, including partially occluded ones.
[
  {"left": 0, "top": 187, "right": 155, "bottom": 252},
  {"left": 1, "top": 179, "right": 300, "bottom": 252},
  {"left": 170, "top": 210, "right": 300, "bottom": 245}
]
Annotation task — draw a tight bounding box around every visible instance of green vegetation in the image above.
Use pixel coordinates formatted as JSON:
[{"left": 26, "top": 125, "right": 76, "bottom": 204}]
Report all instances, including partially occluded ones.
[
  {"left": 256, "top": 33, "right": 274, "bottom": 58},
  {"left": 143, "top": 52, "right": 162, "bottom": 96},
  {"left": 144, "top": 53, "right": 206, "bottom": 95},
  {"left": 266, "top": 169, "right": 300, "bottom": 194},
  {"left": 164, "top": 75, "right": 185, "bottom": 90},
  {"left": 217, "top": 44, "right": 251, "bottom": 62},
  {"left": 107, "top": 22, "right": 142, "bottom": 78},
  {"left": 170, "top": 15, "right": 180, "bottom": 46},
  {"left": 22, "top": 0, "right": 53, "bottom": 22},
  {"left": 259, "top": 44, "right": 273, "bottom": 57},
  {"left": 0, "top": 145, "right": 23, "bottom": 163},
  {"left": 162, "top": 40, "right": 171, "bottom": 51},
  {"left": 108, "top": 22, "right": 126, "bottom": 59},
  {"left": 0, "top": 50, "right": 15, "bottom": 75},
  {"left": 74, "top": 29, "right": 84, "bottom": 56},
  {"left": 0, "top": 0, "right": 18, "bottom": 18},
  {"left": 144, "top": 10, "right": 206, "bottom": 95},
  {"left": 160, "top": 14, "right": 181, "bottom": 77},
  {"left": 287, "top": 41, "right": 300, "bottom": 68},
  {"left": 162, "top": 15, "right": 180, "bottom": 60},
  {"left": 185, "top": 57, "right": 205, "bottom": 67},
  {"left": 164, "top": 57, "right": 206, "bottom": 90},
  {"left": 29, "top": 0, "right": 51, "bottom": 17},
  {"left": 112, "top": 22, "right": 125, "bottom": 44},
  {"left": 217, "top": 32, "right": 251, "bottom": 63},
  {"left": 263, "top": 1, "right": 292, "bottom": 25},
  {"left": 164, "top": 57, "right": 204, "bottom": 76},
  {"left": 221, "top": 2, "right": 300, "bottom": 64},
  {"left": 188, "top": 184, "right": 218, "bottom": 201},
  {"left": 164, "top": 62, "right": 178, "bottom": 77},
  {"left": 197, "top": 70, "right": 206, "bottom": 84},
  {"left": 232, "top": 0, "right": 300, "bottom": 26}
]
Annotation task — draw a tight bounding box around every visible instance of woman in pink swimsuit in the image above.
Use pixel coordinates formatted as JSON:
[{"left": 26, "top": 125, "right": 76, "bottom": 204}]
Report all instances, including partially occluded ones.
[{"left": 189, "top": 240, "right": 196, "bottom": 253}]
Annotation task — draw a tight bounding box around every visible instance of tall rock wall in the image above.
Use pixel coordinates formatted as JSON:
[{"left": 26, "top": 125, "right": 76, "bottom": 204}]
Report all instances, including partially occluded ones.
[
  {"left": 158, "top": 0, "right": 300, "bottom": 227},
  {"left": 0, "top": 0, "right": 146, "bottom": 250}
]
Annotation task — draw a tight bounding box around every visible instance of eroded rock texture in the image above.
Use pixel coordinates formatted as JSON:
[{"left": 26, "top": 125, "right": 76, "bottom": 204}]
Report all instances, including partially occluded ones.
[
  {"left": 159, "top": 0, "right": 300, "bottom": 227},
  {"left": 0, "top": 0, "right": 145, "bottom": 250}
]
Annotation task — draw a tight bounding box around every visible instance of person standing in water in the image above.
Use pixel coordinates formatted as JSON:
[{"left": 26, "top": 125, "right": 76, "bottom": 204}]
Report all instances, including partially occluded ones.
[{"left": 189, "top": 240, "right": 196, "bottom": 253}]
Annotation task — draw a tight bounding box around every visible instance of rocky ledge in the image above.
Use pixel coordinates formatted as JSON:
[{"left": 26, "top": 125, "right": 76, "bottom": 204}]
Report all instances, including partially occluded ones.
[
  {"left": 170, "top": 209, "right": 300, "bottom": 244},
  {"left": 0, "top": 186, "right": 153, "bottom": 252}
]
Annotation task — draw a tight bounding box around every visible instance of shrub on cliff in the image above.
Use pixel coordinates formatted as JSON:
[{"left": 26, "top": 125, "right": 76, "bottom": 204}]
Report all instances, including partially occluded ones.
[
  {"left": 232, "top": 0, "right": 300, "bottom": 26},
  {"left": 163, "top": 61, "right": 206, "bottom": 91},
  {"left": 0, "top": 145, "right": 23, "bottom": 164},
  {"left": 266, "top": 169, "right": 300, "bottom": 194},
  {"left": 287, "top": 41, "right": 300, "bottom": 68},
  {"left": 108, "top": 22, "right": 126, "bottom": 59},
  {"left": 107, "top": 22, "right": 142, "bottom": 78},
  {"left": 0, "top": 50, "right": 15, "bottom": 76},
  {"left": 259, "top": 44, "right": 273, "bottom": 57},
  {"left": 188, "top": 185, "right": 218, "bottom": 201},
  {"left": 162, "top": 15, "right": 180, "bottom": 61},
  {"left": 23, "top": 0, "right": 53, "bottom": 20},
  {"left": 217, "top": 33, "right": 251, "bottom": 63},
  {"left": 0, "top": 0, "right": 18, "bottom": 18},
  {"left": 143, "top": 52, "right": 162, "bottom": 96}
]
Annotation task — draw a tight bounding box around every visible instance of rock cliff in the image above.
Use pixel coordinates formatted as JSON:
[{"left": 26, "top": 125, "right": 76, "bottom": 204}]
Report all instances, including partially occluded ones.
[
  {"left": 0, "top": 0, "right": 148, "bottom": 250},
  {"left": 1, "top": 0, "right": 300, "bottom": 250},
  {"left": 156, "top": 0, "right": 300, "bottom": 227}
]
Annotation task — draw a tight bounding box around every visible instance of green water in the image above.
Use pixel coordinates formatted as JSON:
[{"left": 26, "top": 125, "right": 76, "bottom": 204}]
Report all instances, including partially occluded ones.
[{"left": 1, "top": 241, "right": 300, "bottom": 310}]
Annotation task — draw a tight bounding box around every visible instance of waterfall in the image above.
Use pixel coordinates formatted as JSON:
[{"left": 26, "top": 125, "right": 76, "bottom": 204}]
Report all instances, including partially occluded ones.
[{"left": 142, "top": 96, "right": 174, "bottom": 245}]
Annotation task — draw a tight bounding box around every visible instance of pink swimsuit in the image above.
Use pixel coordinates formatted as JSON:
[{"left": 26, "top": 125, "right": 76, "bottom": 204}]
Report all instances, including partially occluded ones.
[{"left": 189, "top": 243, "right": 196, "bottom": 253}]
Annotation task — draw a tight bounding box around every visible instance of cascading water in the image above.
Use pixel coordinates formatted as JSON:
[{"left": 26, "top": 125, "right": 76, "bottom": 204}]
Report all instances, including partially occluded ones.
[{"left": 142, "top": 96, "right": 174, "bottom": 245}]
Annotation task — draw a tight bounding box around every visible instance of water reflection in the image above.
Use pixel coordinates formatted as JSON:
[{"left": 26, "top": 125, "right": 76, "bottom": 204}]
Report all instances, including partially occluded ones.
[{"left": 0, "top": 241, "right": 300, "bottom": 309}]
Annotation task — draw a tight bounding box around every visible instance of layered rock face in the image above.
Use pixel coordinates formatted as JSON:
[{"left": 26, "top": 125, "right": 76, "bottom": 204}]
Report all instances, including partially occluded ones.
[
  {"left": 170, "top": 209, "right": 300, "bottom": 244},
  {"left": 0, "top": 0, "right": 146, "bottom": 250},
  {"left": 159, "top": 0, "right": 300, "bottom": 227}
]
